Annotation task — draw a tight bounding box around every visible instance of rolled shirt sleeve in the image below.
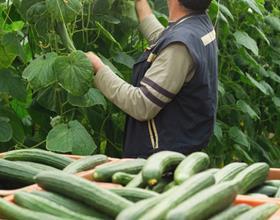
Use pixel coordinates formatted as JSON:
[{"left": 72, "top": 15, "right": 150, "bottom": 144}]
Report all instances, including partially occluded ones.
[{"left": 94, "top": 43, "right": 195, "bottom": 121}]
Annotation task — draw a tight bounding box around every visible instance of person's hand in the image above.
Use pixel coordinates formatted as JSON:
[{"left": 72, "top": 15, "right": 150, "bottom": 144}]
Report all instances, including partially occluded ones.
[{"left": 85, "top": 52, "right": 105, "bottom": 73}]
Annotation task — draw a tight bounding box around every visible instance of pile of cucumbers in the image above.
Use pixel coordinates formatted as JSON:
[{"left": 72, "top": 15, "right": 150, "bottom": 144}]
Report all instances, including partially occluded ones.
[
  {"left": 0, "top": 149, "right": 279, "bottom": 220},
  {"left": 0, "top": 149, "right": 109, "bottom": 189}
]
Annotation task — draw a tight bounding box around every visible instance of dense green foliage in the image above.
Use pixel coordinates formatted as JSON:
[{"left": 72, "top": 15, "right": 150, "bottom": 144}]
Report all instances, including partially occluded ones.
[{"left": 0, "top": 0, "right": 279, "bottom": 166}]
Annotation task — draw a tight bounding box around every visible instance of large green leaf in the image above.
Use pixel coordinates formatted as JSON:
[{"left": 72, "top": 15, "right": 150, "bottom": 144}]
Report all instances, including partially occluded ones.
[
  {"left": 236, "top": 100, "right": 260, "bottom": 120},
  {"left": 229, "top": 126, "right": 250, "bottom": 149},
  {"left": 0, "top": 69, "right": 27, "bottom": 101},
  {"left": 36, "top": 85, "right": 67, "bottom": 113},
  {"left": 113, "top": 52, "right": 135, "bottom": 69},
  {"left": 0, "top": 32, "right": 25, "bottom": 68},
  {"left": 219, "top": 4, "right": 234, "bottom": 21},
  {"left": 1, "top": 32, "right": 25, "bottom": 61},
  {"left": 0, "top": 117, "right": 12, "bottom": 142},
  {"left": 99, "top": 54, "right": 122, "bottom": 77},
  {"left": 246, "top": 74, "right": 269, "bottom": 95},
  {"left": 46, "top": 0, "right": 82, "bottom": 23},
  {"left": 267, "top": 71, "right": 280, "bottom": 84},
  {"left": 0, "top": 108, "right": 25, "bottom": 143},
  {"left": 0, "top": 45, "right": 15, "bottom": 68},
  {"left": 54, "top": 51, "right": 93, "bottom": 96},
  {"left": 46, "top": 120, "right": 97, "bottom": 155},
  {"left": 95, "top": 21, "right": 122, "bottom": 50},
  {"left": 26, "top": 1, "right": 48, "bottom": 24},
  {"left": 68, "top": 88, "right": 107, "bottom": 109},
  {"left": 233, "top": 144, "right": 254, "bottom": 163},
  {"left": 265, "top": 16, "right": 280, "bottom": 32},
  {"left": 13, "top": 0, "right": 44, "bottom": 20},
  {"left": 234, "top": 31, "right": 259, "bottom": 56},
  {"left": 214, "top": 122, "right": 223, "bottom": 143},
  {"left": 23, "top": 52, "right": 58, "bottom": 91},
  {"left": 251, "top": 25, "right": 270, "bottom": 45},
  {"left": 259, "top": 81, "right": 274, "bottom": 96},
  {"left": 241, "top": 0, "right": 262, "bottom": 15},
  {"left": 272, "top": 97, "right": 280, "bottom": 109}
]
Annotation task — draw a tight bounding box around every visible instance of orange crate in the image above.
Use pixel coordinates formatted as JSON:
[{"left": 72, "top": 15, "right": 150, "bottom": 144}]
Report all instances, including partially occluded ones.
[
  {"left": 268, "top": 168, "right": 280, "bottom": 180},
  {"left": 235, "top": 168, "right": 280, "bottom": 220},
  {"left": 234, "top": 195, "right": 280, "bottom": 220}
]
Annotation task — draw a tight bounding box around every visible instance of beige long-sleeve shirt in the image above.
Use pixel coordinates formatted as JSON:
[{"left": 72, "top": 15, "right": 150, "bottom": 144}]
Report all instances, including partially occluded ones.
[{"left": 94, "top": 15, "right": 195, "bottom": 121}]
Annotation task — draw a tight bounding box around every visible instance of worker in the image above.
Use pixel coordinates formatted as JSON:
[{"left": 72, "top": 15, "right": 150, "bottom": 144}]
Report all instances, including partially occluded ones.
[{"left": 86, "top": 0, "right": 218, "bottom": 158}]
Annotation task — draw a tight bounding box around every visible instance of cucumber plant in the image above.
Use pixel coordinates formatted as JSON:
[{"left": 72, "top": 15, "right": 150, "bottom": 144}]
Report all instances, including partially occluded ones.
[{"left": 0, "top": 0, "right": 279, "bottom": 166}]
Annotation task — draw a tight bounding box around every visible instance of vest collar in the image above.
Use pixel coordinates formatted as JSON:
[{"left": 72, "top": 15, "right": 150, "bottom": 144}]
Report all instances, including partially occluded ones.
[{"left": 168, "top": 12, "right": 206, "bottom": 28}]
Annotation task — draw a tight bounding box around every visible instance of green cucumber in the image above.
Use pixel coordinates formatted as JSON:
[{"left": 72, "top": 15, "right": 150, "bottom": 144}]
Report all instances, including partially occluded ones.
[
  {"left": 275, "top": 187, "right": 280, "bottom": 198},
  {"left": 204, "top": 168, "right": 220, "bottom": 175},
  {"left": 163, "top": 181, "right": 177, "bottom": 192},
  {"left": 166, "top": 181, "right": 238, "bottom": 220},
  {"left": 126, "top": 172, "right": 146, "bottom": 188},
  {"left": 139, "top": 171, "right": 216, "bottom": 220},
  {"left": 214, "top": 162, "right": 248, "bottom": 183},
  {"left": 0, "top": 159, "right": 40, "bottom": 185},
  {"left": 4, "top": 149, "right": 73, "bottom": 169},
  {"left": 235, "top": 203, "right": 279, "bottom": 220},
  {"left": 174, "top": 152, "right": 210, "bottom": 184},
  {"left": 112, "top": 172, "right": 136, "bottom": 186},
  {"left": 249, "top": 185, "right": 278, "bottom": 197},
  {"left": 35, "top": 171, "right": 133, "bottom": 217},
  {"left": 265, "top": 180, "right": 280, "bottom": 188},
  {"left": 234, "top": 163, "right": 270, "bottom": 194},
  {"left": 151, "top": 178, "right": 171, "bottom": 193},
  {"left": 31, "top": 191, "right": 110, "bottom": 219},
  {"left": 63, "top": 154, "right": 108, "bottom": 174},
  {"left": 15, "top": 161, "right": 59, "bottom": 171},
  {"left": 209, "top": 204, "right": 252, "bottom": 220},
  {"left": 117, "top": 196, "right": 160, "bottom": 220},
  {"left": 109, "top": 188, "right": 159, "bottom": 202},
  {"left": 117, "top": 186, "right": 177, "bottom": 220},
  {"left": 14, "top": 192, "right": 96, "bottom": 220},
  {"left": 0, "top": 198, "right": 65, "bottom": 220},
  {"left": 142, "top": 151, "right": 185, "bottom": 186},
  {"left": 93, "top": 159, "right": 146, "bottom": 182}
]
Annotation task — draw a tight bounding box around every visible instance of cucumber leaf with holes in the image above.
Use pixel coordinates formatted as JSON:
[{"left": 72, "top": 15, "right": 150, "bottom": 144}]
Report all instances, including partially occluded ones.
[
  {"left": 54, "top": 50, "right": 93, "bottom": 96},
  {"left": 23, "top": 52, "right": 58, "bottom": 91}
]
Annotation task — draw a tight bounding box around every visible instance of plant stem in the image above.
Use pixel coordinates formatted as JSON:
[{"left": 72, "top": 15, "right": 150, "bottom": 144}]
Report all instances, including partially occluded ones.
[{"left": 55, "top": 22, "right": 76, "bottom": 52}]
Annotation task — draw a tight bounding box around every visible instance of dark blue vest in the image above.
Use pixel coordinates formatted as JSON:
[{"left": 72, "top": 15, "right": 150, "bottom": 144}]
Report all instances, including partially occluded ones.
[{"left": 123, "top": 14, "right": 218, "bottom": 158}]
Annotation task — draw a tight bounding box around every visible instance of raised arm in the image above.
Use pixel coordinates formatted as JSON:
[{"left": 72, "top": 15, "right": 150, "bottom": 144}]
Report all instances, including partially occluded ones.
[
  {"left": 135, "top": 0, "right": 165, "bottom": 45},
  {"left": 135, "top": 0, "right": 153, "bottom": 22}
]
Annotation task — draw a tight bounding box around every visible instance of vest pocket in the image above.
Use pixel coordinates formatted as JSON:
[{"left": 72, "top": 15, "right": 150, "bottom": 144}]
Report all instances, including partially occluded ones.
[{"left": 148, "top": 119, "right": 159, "bottom": 149}]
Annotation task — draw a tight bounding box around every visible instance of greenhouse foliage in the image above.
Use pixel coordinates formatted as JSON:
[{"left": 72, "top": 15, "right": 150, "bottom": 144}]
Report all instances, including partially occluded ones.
[{"left": 0, "top": 0, "right": 279, "bottom": 166}]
